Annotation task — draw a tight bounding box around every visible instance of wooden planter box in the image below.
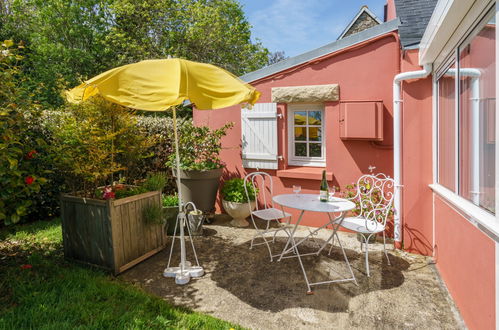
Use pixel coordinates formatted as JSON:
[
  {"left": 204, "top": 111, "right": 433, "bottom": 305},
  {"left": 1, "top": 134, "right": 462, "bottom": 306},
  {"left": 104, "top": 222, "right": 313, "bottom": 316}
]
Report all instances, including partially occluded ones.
[{"left": 60, "top": 191, "right": 166, "bottom": 275}]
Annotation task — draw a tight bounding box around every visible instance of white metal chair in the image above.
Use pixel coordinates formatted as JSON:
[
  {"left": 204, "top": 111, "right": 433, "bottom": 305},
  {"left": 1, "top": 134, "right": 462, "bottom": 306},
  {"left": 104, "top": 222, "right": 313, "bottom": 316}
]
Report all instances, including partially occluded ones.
[
  {"left": 330, "top": 173, "right": 395, "bottom": 276},
  {"left": 244, "top": 172, "right": 292, "bottom": 261}
]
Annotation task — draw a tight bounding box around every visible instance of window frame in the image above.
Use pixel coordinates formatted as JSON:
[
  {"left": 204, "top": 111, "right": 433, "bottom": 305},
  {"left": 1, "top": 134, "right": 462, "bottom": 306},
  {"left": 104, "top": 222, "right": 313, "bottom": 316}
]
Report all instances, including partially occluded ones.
[
  {"left": 432, "top": 4, "right": 498, "bottom": 234},
  {"left": 287, "top": 103, "right": 326, "bottom": 167}
]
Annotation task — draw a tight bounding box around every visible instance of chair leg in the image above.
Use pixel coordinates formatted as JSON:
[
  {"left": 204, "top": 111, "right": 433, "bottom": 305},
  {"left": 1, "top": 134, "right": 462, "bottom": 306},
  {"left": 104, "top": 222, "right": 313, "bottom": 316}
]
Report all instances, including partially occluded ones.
[
  {"left": 364, "top": 234, "right": 371, "bottom": 277},
  {"left": 265, "top": 238, "right": 274, "bottom": 262},
  {"left": 250, "top": 234, "right": 256, "bottom": 250},
  {"left": 383, "top": 231, "right": 391, "bottom": 265},
  {"left": 272, "top": 227, "right": 278, "bottom": 243}
]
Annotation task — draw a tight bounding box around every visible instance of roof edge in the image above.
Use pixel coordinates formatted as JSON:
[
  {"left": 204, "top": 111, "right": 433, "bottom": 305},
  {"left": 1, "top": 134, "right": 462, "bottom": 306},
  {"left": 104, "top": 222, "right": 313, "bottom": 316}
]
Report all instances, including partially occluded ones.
[
  {"left": 337, "top": 6, "right": 383, "bottom": 40},
  {"left": 240, "top": 18, "right": 400, "bottom": 83}
]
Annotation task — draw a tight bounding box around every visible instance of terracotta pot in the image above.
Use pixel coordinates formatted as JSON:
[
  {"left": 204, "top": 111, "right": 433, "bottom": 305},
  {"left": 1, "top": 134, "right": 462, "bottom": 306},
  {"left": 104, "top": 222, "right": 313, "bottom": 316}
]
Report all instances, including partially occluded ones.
[{"left": 222, "top": 199, "right": 256, "bottom": 228}]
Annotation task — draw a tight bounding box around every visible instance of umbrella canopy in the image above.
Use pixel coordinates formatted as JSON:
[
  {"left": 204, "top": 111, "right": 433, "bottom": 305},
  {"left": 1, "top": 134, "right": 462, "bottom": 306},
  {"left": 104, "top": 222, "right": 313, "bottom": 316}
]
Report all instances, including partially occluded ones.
[{"left": 66, "top": 58, "right": 260, "bottom": 111}]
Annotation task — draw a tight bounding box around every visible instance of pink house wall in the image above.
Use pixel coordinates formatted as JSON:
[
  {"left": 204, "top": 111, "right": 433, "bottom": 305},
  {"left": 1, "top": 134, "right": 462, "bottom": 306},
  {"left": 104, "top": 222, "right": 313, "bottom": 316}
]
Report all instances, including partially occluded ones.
[
  {"left": 194, "top": 33, "right": 400, "bottom": 228},
  {"left": 434, "top": 196, "right": 496, "bottom": 330},
  {"left": 194, "top": 25, "right": 497, "bottom": 329},
  {"left": 400, "top": 49, "right": 434, "bottom": 256}
]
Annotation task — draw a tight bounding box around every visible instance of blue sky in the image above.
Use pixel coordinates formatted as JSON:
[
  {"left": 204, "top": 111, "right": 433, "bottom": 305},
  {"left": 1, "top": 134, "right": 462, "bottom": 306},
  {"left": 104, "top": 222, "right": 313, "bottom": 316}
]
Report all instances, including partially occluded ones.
[{"left": 238, "top": 0, "right": 386, "bottom": 57}]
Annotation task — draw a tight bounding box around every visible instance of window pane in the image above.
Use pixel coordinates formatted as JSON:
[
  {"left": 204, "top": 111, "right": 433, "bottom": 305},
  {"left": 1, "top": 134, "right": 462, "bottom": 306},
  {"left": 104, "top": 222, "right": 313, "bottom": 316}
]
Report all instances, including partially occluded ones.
[
  {"left": 309, "top": 143, "right": 322, "bottom": 157},
  {"left": 309, "top": 127, "right": 321, "bottom": 141},
  {"left": 438, "top": 63, "right": 456, "bottom": 190},
  {"left": 295, "top": 143, "right": 307, "bottom": 157},
  {"left": 308, "top": 111, "right": 322, "bottom": 125},
  {"left": 294, "top": 111, "right": 306, "bottom": 125},
  {"left": 294, "top": 127, "right": 306, "bottom": 141},
  {"left": 459, "top": 15, "right": 495, "bottom": 213}
]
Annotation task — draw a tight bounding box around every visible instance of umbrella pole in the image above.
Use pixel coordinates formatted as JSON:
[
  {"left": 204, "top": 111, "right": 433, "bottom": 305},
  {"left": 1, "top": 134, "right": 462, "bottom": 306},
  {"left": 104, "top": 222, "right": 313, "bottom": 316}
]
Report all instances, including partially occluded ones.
[
  {"left": 172, "top": 106, "right": 183, "bottom": 212},
  {"left": 172, "top": 106, "right": 186, "bottom": 271}
]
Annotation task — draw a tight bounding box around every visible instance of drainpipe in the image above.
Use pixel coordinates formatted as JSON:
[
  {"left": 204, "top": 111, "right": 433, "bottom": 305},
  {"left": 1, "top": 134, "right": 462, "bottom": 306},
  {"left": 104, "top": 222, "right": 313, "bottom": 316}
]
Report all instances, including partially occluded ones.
[
  {"left": 392, "top": 63, "right": 432, "bottom": 247},
  {"left": 447, "top": 68, "right": 481, "bottom": 204}
]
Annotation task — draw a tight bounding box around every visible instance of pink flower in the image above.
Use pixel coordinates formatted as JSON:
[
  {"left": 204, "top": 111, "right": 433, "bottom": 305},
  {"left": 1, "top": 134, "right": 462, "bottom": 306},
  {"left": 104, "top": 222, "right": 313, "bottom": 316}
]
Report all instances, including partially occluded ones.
[{"left": 102, "top": 186, "right": 115, "bottom": 200}]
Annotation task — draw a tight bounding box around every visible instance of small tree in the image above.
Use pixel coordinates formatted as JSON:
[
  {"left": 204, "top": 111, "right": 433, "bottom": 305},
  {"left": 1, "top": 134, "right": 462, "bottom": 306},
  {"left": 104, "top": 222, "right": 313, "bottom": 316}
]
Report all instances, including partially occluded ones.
[{"left": 50, "top": 97, "right": 154, "bottom": 197}]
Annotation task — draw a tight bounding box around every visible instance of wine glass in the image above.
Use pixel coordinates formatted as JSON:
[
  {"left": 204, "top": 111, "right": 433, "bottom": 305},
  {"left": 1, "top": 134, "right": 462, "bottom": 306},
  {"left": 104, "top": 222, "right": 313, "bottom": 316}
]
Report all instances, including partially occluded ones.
[
  {"left": 292, "top": 185, "right": 301, "bottom": 195},
  {"left": 329, "top": 186, "right": 337, "bottom": 201}
]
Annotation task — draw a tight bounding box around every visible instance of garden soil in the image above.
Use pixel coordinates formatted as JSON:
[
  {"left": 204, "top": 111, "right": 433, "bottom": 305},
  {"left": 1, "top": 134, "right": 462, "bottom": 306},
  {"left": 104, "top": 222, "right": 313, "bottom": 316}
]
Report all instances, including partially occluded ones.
[{"left": 120, "top": 214, "right": 464, "bottom": 330}]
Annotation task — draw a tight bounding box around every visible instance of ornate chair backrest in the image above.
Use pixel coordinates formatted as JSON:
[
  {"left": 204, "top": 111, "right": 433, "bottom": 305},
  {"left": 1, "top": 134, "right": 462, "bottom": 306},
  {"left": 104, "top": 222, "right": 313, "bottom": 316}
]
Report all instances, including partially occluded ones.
[
  {"left": 351, "top": 173, "right": 395, "bottom": 228},
  {"left": 244, "top": 172, "right": 275, "bottom": 211}
]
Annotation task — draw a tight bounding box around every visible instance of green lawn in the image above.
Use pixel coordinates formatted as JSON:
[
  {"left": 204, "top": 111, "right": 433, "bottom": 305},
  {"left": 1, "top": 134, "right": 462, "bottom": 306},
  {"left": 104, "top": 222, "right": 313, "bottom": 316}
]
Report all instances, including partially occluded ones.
[{"left": 0, "top": 219, "right": 239, "bottom": 329}]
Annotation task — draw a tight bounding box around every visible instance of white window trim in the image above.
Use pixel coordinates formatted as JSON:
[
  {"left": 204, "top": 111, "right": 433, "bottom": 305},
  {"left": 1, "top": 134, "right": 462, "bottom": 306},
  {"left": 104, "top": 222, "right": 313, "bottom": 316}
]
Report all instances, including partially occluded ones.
[
  {"left": 287, "top": 104, "right": 326, "bottom": 167},
  {"left": 431, "top": 5, "right": 498, "bottom": 237},
  {"left": 430, "top": 183, "right": 499, "bottom": 239}
]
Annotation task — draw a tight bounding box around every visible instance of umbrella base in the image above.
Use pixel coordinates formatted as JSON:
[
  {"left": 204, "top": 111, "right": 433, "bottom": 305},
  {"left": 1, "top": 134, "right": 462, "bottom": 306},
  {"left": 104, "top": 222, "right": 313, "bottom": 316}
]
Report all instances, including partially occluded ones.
[{"left": 163, "top": 264, "right": 204, "bottom": 285}]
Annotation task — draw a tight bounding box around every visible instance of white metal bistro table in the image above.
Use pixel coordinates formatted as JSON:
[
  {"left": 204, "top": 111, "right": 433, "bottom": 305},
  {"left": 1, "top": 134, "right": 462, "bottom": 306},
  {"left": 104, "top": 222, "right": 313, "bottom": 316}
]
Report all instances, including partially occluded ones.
[{"left": 272, "top": 193, "right": 358, "bottom": 293}]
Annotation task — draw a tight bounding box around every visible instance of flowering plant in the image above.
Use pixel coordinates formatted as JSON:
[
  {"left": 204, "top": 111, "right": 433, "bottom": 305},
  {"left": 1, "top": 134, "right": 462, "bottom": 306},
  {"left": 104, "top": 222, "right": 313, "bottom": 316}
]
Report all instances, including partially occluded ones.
[
  {"left": 166, "top": 121, "right": 234, "bottom": 171},
  {"left": 0, "top": 40, "right": 47, "bottom": 225}
]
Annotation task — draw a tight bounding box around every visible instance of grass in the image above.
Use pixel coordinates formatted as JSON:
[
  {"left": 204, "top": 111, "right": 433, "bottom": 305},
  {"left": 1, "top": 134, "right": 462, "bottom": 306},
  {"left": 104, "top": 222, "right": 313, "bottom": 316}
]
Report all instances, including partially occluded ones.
[{"left": 0, "top": 219, "right": 240, "bottom": 329}]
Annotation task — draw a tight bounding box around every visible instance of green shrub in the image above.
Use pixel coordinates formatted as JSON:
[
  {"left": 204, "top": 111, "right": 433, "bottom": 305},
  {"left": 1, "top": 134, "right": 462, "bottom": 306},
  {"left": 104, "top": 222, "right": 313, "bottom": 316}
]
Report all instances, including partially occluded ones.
[{"left": 221, "top": 178, "right": 257, "bottom": 203}]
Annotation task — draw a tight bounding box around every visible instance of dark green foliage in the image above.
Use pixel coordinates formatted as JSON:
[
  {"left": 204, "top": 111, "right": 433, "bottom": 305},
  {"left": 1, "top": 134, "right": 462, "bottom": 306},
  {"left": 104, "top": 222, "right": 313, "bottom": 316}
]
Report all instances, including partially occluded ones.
[
  {"left": 221, "top": 178, "right": 257, "bottom": 203},
  {"left": 0, "top": 0, "right": 270, "bottom": 107}
]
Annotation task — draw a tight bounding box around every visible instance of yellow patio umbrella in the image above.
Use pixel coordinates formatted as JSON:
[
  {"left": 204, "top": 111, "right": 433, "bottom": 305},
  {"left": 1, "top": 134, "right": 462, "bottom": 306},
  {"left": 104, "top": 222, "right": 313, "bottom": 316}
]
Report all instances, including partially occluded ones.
[{"left": 66, "top": 58, "right": 260, "bottom": 285}]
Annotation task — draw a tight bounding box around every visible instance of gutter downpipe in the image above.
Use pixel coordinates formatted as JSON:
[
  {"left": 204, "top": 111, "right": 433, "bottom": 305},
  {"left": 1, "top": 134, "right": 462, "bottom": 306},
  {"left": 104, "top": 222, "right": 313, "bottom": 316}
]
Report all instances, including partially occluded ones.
[
  {"left": 446, "top": 68, "right": 481, "bottom": 204},
  {"left": 393, "top": 63, "right": 432, "bottom": 247}
]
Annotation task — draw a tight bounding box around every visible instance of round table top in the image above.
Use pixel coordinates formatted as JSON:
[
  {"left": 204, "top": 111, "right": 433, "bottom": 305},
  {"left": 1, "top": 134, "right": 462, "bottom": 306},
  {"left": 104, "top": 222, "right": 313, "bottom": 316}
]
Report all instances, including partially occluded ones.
[{"left": 272, "top": 194, "right": 355, "bottom": 213}]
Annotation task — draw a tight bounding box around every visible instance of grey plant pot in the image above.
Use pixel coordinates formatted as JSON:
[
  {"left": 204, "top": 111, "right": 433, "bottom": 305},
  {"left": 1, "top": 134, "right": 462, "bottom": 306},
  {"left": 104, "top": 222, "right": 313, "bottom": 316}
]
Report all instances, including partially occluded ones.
[
  {"left": 163, "top": 206, "right": 179, "bottom": 235},
  {"left": 172, "top": 168, "right": 223, "bottom": 214}
]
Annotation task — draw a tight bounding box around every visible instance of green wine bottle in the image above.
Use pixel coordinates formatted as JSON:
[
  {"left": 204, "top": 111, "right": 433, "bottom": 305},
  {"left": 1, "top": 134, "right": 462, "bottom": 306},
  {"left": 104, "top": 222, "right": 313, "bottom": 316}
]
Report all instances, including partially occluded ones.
[{"left": 320, "top": 170, "right": 329, "bottom": 202}]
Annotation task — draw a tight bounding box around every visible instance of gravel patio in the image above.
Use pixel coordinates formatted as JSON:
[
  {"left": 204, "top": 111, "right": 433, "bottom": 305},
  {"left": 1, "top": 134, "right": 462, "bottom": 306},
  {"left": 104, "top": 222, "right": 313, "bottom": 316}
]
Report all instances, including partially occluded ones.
[{"left": 121, "top": 214, "right": 465, "bottom": 329}]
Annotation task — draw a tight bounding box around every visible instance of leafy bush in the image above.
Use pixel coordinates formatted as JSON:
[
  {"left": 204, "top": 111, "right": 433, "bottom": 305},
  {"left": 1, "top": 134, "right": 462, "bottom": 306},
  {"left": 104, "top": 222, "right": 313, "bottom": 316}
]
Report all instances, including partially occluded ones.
[
  {"left": 166, "top": 121, "right": 234, "bottom": 171},
  {"left": 0, "top": 40, "right": 48, "bottom": 225},
  {"left": 221, "top": 178, "right": 257, "bottom": 203}
]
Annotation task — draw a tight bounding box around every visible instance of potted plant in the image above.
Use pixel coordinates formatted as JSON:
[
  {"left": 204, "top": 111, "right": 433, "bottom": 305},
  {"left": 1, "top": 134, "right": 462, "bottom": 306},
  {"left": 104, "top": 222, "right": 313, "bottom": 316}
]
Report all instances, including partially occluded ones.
[
  {"left": 221, "top": 178, "right": 257, "bottom": 227},
  {"left": 53, "top": 99, "right": 167, "bottom": 274},
  {"left": 166, "top": 121, "right": 234, "bottom": 214},
  {"left": 163, "top": 194, "right": 179, "bottom": 235}
]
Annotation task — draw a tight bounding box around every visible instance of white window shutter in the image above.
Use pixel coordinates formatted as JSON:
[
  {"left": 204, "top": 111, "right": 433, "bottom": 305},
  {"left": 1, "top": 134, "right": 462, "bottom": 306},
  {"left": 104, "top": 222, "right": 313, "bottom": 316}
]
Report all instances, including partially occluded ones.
[{"left": 241, "top": 103, "right": 278, "bottom": 169}]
